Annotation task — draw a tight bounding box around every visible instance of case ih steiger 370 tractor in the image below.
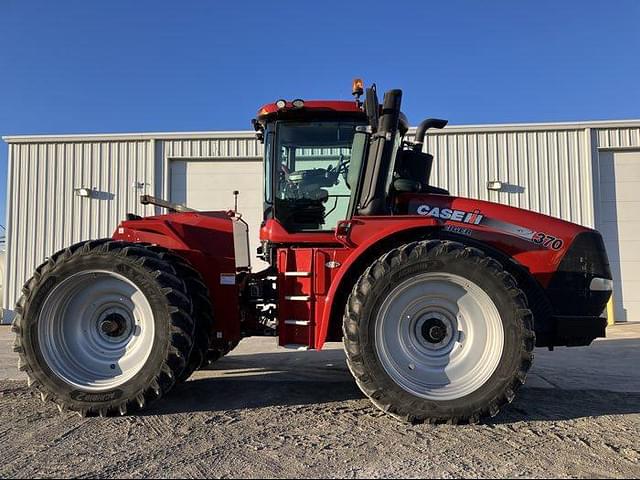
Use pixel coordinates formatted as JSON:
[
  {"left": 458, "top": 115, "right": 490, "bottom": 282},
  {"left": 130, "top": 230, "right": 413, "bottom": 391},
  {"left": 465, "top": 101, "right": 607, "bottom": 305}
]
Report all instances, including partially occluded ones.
[{"left": 13, "top": 81, "right": 612, "bottom": 423}]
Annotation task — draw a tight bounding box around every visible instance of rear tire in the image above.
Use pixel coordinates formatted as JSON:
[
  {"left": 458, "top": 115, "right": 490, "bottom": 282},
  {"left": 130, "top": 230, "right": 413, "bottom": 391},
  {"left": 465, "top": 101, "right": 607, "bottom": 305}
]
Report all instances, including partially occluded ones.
[
  {"left": 143, "top": 247, "right": 240, "bottom": 376},
  {"left": 145, "top": 246, "right": 214, "bottom": 382},
  {"left": 343, "top": 240, "right": 535, "bottom": 424},
  {"left": 12, "top": 239, "right": 195, "bottom": 416}
]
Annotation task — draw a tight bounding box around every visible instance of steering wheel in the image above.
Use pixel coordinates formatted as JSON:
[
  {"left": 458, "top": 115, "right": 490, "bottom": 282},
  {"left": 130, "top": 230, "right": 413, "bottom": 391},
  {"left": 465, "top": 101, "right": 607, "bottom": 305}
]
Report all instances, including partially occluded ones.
[
  {"left": 325, "top": 154, "right": 350, "bottom": 184},
  {"left": 279, "top": 163, "right": 296, "bottom": 189}
]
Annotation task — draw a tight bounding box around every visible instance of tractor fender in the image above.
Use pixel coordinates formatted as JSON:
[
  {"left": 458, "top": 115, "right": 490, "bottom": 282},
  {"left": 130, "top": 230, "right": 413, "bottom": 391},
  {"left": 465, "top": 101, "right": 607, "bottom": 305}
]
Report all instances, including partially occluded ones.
[
  {"left": 112, "top": 211, "right": 242, "bottom": 345},
  {"left": 316, "top": 218, "right": 439, "bottom": 350},
  {"left": 316, "top": 206, "right": 595, "bottom": 350}
]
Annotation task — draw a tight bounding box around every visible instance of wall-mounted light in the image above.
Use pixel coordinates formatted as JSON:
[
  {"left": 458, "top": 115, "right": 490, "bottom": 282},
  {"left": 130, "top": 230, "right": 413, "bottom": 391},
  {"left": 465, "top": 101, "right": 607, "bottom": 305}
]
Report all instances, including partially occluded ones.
[
  {"left": 487, "top": 181, "right": 503, "bottom": 191},
  {"left": 74, "top": 187, "right": 94, "bottom": 198}
]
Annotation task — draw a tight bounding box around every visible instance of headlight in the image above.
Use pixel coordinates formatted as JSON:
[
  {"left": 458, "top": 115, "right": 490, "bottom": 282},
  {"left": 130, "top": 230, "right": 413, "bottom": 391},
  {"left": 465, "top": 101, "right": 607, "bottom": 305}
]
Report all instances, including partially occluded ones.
[{"left": 590, "top": 277, "right": 613, "bottom": 291}]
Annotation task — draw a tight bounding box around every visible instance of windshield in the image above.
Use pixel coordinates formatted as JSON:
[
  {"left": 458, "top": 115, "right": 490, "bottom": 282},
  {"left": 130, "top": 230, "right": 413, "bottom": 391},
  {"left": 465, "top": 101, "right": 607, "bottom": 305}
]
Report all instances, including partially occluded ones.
[{"left": 265, "top": 121, "right": 363, "bottom": 231}]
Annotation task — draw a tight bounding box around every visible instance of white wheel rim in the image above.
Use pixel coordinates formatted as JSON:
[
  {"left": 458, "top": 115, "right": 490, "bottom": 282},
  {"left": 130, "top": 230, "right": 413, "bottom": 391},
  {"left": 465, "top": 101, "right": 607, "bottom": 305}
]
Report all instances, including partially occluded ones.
[
  {"left": 374, "top": 272, "right": 505, "bottom": 401},
  {"left": 38, "top": 270, "right": 155, "bottom": 391}
]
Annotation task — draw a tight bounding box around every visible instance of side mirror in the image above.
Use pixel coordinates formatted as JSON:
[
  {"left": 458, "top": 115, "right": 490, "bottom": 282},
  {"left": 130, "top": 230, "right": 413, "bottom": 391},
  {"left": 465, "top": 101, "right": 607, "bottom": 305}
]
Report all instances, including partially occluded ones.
[
  {"left": 364, "top": 85, "right": 379, "bottom": 132},
  {"left": 346, "top": 131, "right": 369, "bottom": 190}
]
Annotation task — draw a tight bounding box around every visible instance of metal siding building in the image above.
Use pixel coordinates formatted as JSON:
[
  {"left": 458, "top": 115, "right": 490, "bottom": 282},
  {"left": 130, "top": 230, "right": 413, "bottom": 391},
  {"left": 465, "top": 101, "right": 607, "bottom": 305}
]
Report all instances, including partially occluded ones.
[{"left": 3, "top": 120, "right": 640, "bottom": 323}]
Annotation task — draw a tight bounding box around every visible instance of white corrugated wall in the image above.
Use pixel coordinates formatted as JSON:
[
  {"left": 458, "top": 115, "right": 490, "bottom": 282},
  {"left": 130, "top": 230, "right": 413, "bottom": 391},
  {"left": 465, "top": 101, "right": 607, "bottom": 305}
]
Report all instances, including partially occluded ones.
[
  {"left": 160, "top": 136, "right": 262, "bottom": 159},
  {"left": 3, "top": 121, "right": 640, "bottom": 322},
  {"left": 597, "top": 126, "right": 640, "bottom": 149},
  {"left": 3, "top": 139, "right": 156, "bottom": 318}
]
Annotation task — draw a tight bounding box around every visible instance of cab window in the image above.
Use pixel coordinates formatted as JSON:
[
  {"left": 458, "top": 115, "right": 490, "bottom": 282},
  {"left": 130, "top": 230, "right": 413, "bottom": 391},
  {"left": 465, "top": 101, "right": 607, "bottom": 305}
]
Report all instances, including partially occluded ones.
[{"left": 271, "top": 121, "right": 360, "bottom": 231}]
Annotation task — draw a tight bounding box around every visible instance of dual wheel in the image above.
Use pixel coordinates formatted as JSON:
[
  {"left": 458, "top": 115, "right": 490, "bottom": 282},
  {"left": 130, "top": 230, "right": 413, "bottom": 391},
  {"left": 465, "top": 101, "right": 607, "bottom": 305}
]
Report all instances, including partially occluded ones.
[{"left": 12, "top": 239, "right": 219, "bottom": 416}]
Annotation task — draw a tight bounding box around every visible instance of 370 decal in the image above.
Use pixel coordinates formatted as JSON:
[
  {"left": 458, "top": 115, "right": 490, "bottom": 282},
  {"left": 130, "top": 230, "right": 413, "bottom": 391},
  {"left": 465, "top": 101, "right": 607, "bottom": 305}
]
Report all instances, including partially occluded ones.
[{"left": 531, "top": 232, "right": 564, "bottom": 250}]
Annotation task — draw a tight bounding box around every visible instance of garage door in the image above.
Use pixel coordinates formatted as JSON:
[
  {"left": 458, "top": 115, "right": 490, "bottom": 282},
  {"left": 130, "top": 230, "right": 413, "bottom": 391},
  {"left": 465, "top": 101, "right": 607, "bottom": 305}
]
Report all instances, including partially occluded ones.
[
  {"left": 170, "top": 159, "right": 268, "bottom": 271},
  {"left": 598, "top": 150, "right": 640, "bottom": 322}
]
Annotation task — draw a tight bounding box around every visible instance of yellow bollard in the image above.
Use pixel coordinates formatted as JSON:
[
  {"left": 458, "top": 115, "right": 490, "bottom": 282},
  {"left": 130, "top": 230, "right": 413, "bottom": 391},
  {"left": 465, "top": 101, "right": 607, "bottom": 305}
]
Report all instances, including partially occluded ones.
[{"left": 606, "top": 293, "right": 615, "bottom": 326}]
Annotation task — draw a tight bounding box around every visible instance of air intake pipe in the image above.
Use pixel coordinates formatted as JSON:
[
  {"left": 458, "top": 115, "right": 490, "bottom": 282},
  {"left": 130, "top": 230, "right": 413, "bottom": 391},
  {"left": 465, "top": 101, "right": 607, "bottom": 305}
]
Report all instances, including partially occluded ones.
[{"left": 413, "top": 118, "right": 448, "bottom": 151}]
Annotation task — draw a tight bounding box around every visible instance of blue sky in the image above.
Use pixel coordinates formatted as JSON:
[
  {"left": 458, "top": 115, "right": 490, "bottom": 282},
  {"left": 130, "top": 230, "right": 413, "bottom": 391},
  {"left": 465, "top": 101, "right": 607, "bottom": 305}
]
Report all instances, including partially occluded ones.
[{"left": 1, "top": 0, "right": 639, "bottom": 227}]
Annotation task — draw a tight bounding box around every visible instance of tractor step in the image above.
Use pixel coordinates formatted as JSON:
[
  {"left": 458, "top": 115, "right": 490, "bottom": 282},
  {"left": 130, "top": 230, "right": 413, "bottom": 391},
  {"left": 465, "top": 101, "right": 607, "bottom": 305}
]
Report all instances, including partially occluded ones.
[
  {"left": 284, "top": 271, "right": 310, "bottom": 277},
  {"left": 278, "top": 248, "right": 318, "bottom": 349},
  {"left": 284, "top": 319, "right": 311, "bottom": 326}
]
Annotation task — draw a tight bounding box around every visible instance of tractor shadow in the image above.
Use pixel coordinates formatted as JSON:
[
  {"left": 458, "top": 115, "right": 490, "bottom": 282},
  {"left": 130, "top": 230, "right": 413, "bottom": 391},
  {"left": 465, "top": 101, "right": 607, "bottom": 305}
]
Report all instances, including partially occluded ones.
[
  {"left": 145, "top": 346, "right": 364, "bottom": 416},
  {"left": 144, "top": 336, "right": 640, "bottom": 424}
]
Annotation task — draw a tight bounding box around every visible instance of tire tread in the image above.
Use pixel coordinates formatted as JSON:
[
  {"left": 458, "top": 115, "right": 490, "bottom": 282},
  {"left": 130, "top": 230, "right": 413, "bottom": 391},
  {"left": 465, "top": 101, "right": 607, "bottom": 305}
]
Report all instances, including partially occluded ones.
[
  {"left": 343, "top": 239, "right": 535, "bottom": 424},
  {"left": 13, "top": 239, "right": 195, "bottom": 416}
]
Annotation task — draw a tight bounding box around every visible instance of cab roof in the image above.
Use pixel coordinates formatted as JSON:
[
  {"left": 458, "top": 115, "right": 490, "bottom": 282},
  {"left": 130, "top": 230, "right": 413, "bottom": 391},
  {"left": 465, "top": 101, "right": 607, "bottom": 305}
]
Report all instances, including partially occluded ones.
[
  {"left": 255, "top": 99, "right": 409, "bottom": 134},
  {"left": 256, "top": 100, "right": 366, "bottom": 121}
]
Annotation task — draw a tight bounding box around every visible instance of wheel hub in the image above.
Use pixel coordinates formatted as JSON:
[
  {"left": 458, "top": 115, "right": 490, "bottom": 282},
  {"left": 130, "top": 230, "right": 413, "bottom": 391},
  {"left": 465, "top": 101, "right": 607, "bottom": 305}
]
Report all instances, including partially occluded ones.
[
  {"left": 100, "top": 313, "right": 128, "bottom": 338},
  {"left": 414, "top": 311, "right": 456, "bottom": 350},
  {"left": 421, "top": 318, "right": 448, "bottom": 344}
]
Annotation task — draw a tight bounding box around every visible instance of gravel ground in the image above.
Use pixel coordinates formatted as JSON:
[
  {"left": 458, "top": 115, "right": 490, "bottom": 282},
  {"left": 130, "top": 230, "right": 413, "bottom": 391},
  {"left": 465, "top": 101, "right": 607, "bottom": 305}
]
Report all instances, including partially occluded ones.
[{"left": 0, "top": 324, "right": 639, "bottom": 479}]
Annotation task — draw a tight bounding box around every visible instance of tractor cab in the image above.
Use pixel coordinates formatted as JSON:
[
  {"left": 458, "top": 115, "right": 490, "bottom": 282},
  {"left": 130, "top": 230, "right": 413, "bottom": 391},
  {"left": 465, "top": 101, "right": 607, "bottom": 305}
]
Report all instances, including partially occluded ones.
[
  {"left": 253, "top": 81, "right": 448, "bottom": 253},
  {"left": 255, "top": 99, "right": 368, "bottom": 233}
]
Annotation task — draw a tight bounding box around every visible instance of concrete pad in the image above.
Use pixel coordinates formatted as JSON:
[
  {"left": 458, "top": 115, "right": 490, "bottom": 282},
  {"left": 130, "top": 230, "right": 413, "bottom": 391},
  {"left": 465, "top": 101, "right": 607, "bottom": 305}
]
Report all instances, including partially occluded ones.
[
  {"left": 531, "top": 323, "right": 640, "bottom": 393},
  {"left": 1, "top": 325, "right": 639, "bottom": 478}
]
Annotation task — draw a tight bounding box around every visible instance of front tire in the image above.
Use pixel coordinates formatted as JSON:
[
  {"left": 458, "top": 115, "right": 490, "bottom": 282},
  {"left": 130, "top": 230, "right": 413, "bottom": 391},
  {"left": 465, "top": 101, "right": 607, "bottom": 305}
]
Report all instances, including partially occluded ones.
[
  {"left": 12, "top": 239, "right": 195, "bottom": 416},
  {"left": 343, "top": 240, "right": 535, "bottom": 424}
]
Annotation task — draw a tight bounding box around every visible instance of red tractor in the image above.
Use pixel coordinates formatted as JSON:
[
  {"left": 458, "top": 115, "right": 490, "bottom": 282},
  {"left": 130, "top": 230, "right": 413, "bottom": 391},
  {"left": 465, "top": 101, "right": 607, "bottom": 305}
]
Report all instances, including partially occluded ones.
[{"left": 13, "top": 81, "right": 612, "bottom": 423}]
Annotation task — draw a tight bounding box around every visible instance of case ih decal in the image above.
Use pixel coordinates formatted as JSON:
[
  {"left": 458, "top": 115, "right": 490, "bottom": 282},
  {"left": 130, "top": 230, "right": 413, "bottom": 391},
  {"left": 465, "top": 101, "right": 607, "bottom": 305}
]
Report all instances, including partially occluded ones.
[
  {"left": 416, "top": 205, "right": 484, "bottom": 224},
  {"left": 416, "top": 204, "right": 564, "bottom": 250}
]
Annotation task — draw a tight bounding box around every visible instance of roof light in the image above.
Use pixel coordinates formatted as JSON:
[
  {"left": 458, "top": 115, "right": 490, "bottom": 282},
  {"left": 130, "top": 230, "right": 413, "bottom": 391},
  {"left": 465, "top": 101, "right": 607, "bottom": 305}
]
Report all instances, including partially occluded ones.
[
  {"left": 352, "top": 78, "right": 364, "bottom": 98},
  {"left": 275, "top": 99, "right": 287, "bottom": 109},
  {"left": 292, "top": 99, "right": 305, "bottom": 108}
]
